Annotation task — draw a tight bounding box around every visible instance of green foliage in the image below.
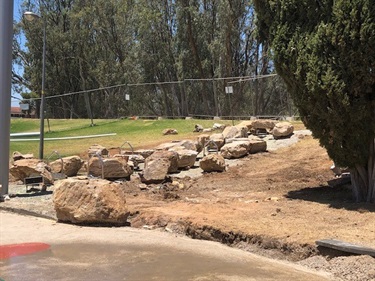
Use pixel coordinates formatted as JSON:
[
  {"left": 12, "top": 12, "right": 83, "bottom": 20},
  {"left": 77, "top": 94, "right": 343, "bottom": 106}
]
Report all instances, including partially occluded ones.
[
  {"left": 254, "top": 0, "right": 375, "bottom": 168},
  {"left": 14, "top": 0, "right": 289, "bottom": 118}
]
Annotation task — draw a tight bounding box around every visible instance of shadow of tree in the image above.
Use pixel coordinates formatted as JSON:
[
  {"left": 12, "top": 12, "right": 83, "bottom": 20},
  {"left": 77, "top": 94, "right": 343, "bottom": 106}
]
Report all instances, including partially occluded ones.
[
  {"left": 14, "top": 190, "right": 53, "bottom": 198},
  {"left": 286, "top": 185, "right": 375, "bottom": 212}
]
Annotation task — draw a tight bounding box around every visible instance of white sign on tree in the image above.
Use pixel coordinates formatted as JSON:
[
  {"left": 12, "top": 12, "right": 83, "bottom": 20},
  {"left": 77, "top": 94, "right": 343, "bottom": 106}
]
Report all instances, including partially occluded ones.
[{"left": 225, "top": 86, "right": 233, "bottom": 94}]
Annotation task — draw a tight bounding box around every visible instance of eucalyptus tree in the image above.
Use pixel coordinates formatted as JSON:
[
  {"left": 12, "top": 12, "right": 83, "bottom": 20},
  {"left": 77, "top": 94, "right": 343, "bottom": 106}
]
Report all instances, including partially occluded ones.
[
  {"left": 17, "top": 0, "right": 138, "bottom": 119},
  {"left": 19, "top": 0, "right": 83, "bottom": 118},
  {"left": 14, "top": 0, "right": 287, "bottom": 119},
  {"left": 132, "top": 0, "right": 185, "bottom": 116},
  {"left": 70, "top": 0, "right": 138, "bottom": 118}
]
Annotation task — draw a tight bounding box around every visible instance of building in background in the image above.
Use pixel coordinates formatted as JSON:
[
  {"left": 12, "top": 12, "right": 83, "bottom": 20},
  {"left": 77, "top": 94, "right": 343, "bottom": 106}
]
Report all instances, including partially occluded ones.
[{"left": 10, "top": 106, "right": 35, "bottom": 118}]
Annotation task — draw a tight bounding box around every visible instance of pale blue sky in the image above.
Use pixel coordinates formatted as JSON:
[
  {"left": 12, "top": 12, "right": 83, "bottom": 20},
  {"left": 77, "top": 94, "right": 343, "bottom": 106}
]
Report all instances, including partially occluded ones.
[{"left": 11, "top": 0, "right": 24, "bottom": 106}]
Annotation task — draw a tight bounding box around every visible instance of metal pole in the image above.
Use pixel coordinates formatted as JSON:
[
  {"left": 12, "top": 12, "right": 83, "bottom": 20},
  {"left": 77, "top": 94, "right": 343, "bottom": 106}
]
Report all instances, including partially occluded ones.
[
  {"left": 0, "top": 0, "right": 14, "bottom": 196},
  {"left": 39, "top": 20, "right": 46, "bottom": 160},
  {"left": 212, "top": 79, "right": 219, "bottom": 117},
  {"left": 228, "top": 93, "right": 234, "bottom": 126}
]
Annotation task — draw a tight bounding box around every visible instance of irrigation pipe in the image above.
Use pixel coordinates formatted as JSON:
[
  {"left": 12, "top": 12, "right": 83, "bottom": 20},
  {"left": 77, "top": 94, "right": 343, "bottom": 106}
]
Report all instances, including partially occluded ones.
[{"left": 10, "top": 133, "right": 116, "bottom": 142}]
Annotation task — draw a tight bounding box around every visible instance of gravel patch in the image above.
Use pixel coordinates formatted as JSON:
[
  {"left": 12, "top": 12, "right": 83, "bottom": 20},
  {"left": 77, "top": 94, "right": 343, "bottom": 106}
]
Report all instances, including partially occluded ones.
[
  {"left": 265, "top": 130, "right": 312, "bottom": 151},
  {"left": 299, "top": 255, "right": 375, "bottom": 281}
]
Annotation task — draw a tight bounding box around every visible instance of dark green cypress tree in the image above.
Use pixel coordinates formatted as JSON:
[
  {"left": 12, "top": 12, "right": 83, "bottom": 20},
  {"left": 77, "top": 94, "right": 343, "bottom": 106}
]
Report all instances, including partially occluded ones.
[{"left": 254, "top": 0, "right": 375, "bottom": 202}]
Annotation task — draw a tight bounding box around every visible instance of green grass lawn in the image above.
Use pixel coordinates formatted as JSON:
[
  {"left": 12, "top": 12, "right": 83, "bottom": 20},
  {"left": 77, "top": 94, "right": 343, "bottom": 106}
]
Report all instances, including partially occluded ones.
[
  {"left": 10, "top": 118, "right": 305, "bottom": 160},
  {"left": 10, "top": 118, "right": 230, "bottom": 159}
]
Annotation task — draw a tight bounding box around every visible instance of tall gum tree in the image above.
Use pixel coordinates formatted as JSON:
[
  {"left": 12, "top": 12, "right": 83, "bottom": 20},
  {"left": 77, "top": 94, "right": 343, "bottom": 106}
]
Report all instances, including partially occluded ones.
[{"left": 254, "top": 0, "right": 375, "bottom": 202}]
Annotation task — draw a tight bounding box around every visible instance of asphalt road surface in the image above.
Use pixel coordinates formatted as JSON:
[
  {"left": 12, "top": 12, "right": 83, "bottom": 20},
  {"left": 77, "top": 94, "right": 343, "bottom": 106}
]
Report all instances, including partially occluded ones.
[{"left": 0, "top": 211, "right": 332, "bottom": 281}]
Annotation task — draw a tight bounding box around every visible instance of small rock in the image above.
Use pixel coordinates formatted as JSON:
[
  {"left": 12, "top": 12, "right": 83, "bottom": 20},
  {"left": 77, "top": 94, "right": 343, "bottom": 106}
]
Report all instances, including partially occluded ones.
[
  {"left": 162, "top": 128, "right": 178, "bottom": 135},
  {"left": 194, "top": 124, "right": 204, "bottom": 132},
  {"left": 12, "top": 151, "right": 34, "bottom": 162},
  {"left": 213, "top": 123, "right": 226, "bottom": 130},
  {"left": 139, "top": 184, "right": 148, "bottom": 190}
]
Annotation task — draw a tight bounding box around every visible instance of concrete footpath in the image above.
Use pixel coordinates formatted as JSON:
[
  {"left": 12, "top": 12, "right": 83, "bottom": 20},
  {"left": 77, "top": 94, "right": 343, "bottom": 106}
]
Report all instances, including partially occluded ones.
[{"left": 0, "top": 211, "right": 332, "bottom": 281}]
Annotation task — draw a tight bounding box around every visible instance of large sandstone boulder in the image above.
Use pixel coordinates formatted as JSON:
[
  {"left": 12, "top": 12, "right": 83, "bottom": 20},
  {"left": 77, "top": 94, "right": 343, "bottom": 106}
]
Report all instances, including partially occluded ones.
[
  {"left": 209, "top": 133, "right": 225, "bottom": 150},
  {"left": 222, "top": 125, "right": 248, "bottom": 139},
  {"left": 156, "top": 140, "right": 197, "bottom": 151},
  {"left": 252, "top": 119, "right": 277, "bottom": 131},
  {"left": 237, "top": 120, "right": 253, "bottom": 131},
  {"left": 88, "top": 156, "right": 133, "bottom": 179},
  {"left": 225, "top": 137, "right": 250, "bottom": 143},
  {"left": 50, "top": 156, "right": 84, "bottom": 177},
  {"left": 234, "top": 125, "right": 249, "bottom": 138},
  {"left": 133, "top": 149, "right": 155, "bottom": 159},
  {"left": 272, "top": 122, "right": 294, "bottom": 138},
  {"left": 155, "top": 142, "right": 179, "bottom": 151},
  {"left": 107, "top": 147, "right": 122, "bottom": 157},
  {"left": 141, "top": 150, "right": 182, "bottom": 183},
  {"left": 169, "top": 147, "right": 198, "bottom": 168},
  {"left": 200, "top": 154, "right": 226, "bottom": 172},
  {"left": 146, "top": 150, "right": 179, "bottom": 173},
  {"left": 222, "top": 126, "right": 242, "bottom": 139},
  {"left": 88, "top": 144, "right": 108, "bottom": 157},
  {"left": 222, "top": 126, "right": 236, "bottom": 139},
  {"left": 220, "top": 141, "right": 250, "bottom": 159},
  {"left": 248, "top": 139, "right": 267, "bottom": 154},
  {"left": 176, "top": 140, "right": 197, "bottom": 151},
  {"left": 53, "top": 178, "right": 129, "bottom": 225},
  {"left": 141, "top": 157, "right": 170, "bottom": 184},
  {"left": 196, "top": 134, "right": 210, "bottom": 153},
  {"left": 9, "top": 159, "right": 54, "bottom": 184}
]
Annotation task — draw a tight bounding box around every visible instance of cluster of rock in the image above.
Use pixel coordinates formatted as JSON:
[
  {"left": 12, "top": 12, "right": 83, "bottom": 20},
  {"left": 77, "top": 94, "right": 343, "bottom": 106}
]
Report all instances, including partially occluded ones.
[
  {"left": 9, "top": 152, "right": 84, "bottom": 187},
  {"left": 194, "top": 119, "right": 294, "bottom": 139},
  {"left": 8, "top": 119, "right": 294, "bottom": 226},
  {"left": 195, "top": 119, "right": 294, "bottom": 158},
  {"left": 81, "top": 119, "right": 294, "bottom": 183}
]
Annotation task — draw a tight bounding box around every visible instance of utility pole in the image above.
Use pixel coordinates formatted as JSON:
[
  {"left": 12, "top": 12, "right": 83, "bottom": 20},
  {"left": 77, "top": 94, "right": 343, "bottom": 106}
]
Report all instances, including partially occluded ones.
[
  {"left": 0, "top": 0, "right": 14, "bottom": 197},
  {"left": 24, "top": 10, "right": 47, "bottom": 160}
]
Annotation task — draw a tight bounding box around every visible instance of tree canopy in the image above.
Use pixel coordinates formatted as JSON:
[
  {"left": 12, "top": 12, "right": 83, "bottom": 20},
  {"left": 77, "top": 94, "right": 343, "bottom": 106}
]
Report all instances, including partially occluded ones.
[
  {"left": 254, "top": 0, "right": 375, "bottom": 202},
  {"left": 12, "top": 0, "right": 292, "bottom": 119}
]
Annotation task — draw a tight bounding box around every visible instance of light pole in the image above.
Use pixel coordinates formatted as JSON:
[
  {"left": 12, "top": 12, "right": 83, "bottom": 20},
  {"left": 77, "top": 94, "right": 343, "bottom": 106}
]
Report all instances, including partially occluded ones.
[
  {"left": 0, "top": 0, "right": 14, "bottom": 197},
  {"left": 24, "top": 11, "right": 46, "bottom": 160}
]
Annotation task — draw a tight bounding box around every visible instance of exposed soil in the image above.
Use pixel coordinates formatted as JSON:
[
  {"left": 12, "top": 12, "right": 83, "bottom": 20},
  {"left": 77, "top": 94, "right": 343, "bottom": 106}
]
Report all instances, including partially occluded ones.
[{"left": 3, "top": 133, "right": 375, "bottom": 280}]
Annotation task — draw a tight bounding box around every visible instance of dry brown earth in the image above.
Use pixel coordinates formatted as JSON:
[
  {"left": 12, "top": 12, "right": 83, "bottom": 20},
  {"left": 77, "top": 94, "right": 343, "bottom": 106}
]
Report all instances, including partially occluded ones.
[{"left": 3, "top": 133, "right": 375, "bottom": 280}]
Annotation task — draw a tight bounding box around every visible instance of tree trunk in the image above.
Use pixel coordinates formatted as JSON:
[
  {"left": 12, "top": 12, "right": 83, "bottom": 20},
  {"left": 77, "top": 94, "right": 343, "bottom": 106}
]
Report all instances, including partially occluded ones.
[
  {"left": 79, "top": 58, "right": 94, "bottom": 126},
  {"left": 185, "top": 6, "right": 211, "bottom": 114},
  {"left": 350, "top": 139, "right": 375, "bottom": 202}
]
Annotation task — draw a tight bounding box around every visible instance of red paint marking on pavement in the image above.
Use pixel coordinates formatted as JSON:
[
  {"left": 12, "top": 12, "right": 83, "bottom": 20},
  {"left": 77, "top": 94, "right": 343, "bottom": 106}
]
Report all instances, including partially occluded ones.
[{"left": 0, "top": 243, "right": 50, "bottom": 259}]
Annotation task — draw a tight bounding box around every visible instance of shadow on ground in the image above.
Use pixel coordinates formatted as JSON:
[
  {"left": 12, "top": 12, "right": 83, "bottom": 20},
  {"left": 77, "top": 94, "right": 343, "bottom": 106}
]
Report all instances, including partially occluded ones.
[
  {"left": 285, "top": 185, "right": 375, "bottom": 212},
  {"left": 12, "top": 190, "right": 53, "bottom": 198}
]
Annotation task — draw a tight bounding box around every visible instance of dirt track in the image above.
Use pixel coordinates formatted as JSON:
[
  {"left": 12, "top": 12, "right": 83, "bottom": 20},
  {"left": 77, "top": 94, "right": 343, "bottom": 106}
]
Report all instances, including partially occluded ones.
[{"left": 2, "top": 134, "right": 375, "bottom": 280}]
